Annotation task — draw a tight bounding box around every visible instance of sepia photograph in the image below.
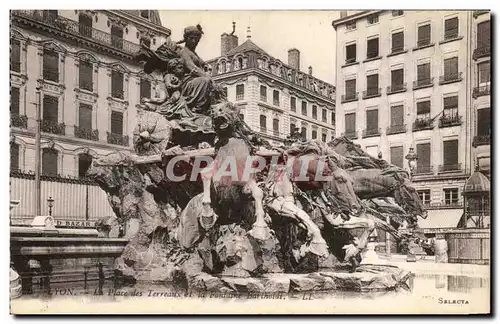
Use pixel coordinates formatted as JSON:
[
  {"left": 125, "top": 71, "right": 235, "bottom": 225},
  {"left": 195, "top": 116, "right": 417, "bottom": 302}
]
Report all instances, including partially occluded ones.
[{"left": 7, "top": 6, "right": 491, "bottom": 315}]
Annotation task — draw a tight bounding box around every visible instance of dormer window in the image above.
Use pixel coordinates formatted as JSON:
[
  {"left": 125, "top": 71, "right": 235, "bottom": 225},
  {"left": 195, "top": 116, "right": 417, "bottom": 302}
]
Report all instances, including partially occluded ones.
[{"left": 140, "top": 10, "right": 150, "bottom": 19}]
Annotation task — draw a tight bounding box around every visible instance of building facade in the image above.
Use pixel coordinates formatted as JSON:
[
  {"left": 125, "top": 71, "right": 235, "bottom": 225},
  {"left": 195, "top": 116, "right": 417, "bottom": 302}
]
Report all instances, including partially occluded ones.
[
  {"left": 205, "top": 28, "right": 336, "bottom": 145},
  {"left": 332, "top": 10, "right": 491, "bottom": 229},
  {"left": 9, "top": 10, "right": 170, "bottom": 223}
]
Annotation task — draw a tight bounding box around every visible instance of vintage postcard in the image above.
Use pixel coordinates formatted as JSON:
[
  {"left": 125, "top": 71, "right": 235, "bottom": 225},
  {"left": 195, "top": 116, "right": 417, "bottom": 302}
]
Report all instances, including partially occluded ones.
[{"left": 9, "top": 8, "right": 491, "bottom": 315}]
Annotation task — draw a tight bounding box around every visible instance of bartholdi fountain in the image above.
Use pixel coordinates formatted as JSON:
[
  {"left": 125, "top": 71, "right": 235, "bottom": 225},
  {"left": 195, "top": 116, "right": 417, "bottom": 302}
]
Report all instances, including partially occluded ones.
[{"left": 88, "top": 25, "right": 426, "bottom": 293}]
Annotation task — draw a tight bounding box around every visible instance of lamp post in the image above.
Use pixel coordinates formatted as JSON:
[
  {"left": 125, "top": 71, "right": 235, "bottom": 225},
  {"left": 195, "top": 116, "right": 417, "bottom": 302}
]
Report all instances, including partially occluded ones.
[
  {"left": 47, "top": 197, "right": 54, "bottom": 216},
  {"left": 405, "top": 147, "right": 418, "bottom": 181}
]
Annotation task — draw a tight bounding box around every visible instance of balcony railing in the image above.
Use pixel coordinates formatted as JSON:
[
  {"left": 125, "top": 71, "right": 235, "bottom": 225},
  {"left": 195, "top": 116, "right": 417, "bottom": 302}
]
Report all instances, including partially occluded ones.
[
  {"left": 362, "top": 88, "right": 381, "bottom": 99},
  {"left": 74, "top": 126, "right": 99, "bottom": 141},
  {"left": 387, "top": 83, "right": 407, "bottom": 94},
  {"left": 273, "top": 99, "right": 280, "bottom": 106},
  {"left": 386, "top": 124, "right": 406, "bottom": 135},
  {"left": 43, "top": 69, "right": 59, "bottom": 83},
  {"left": 439, "top": 114, "right": 462, "bottom": 128},
  {"left": 472, "top": 134, "right": 491, "bottom": 147},
  {"left": 236, "top": 94, "right": 244, "bottom": 101},
  {"left": 413, "top": 77, "right": 434, "bottom": 90},
  {"left": 342, "top": 131, "right": 358, "bottom": 140},
  {"left": 260, "top": 95, "right": 267, "bottom": 102},
  {"left": 10, "top": 114, "right": 28, "bottom": 129},
  {"left": 107, "top": 132, "right": 129, "bottom": 146},
  {"left": 10, "top": 60, "right": 21, "bottom": 73},
  {"left": 341, "top": 92, "right": 358, "bottom": 103},
  {"left": 362, "top": 128, "right": 380, "bottom": 138},
  {"left": 444, "top": 30, "right": 459, "bottom": 41},
  {"left": 111, "top": 89, "right": 124, "bottom": 100},
  {"left": 12, "top": 10, "right": 141, "bottom": 56},
  {"left": 414, "top": 166, "right": 433, "bottom": 175},
  {"left": 79, "top": 80, "right": 94, "bottom": 92},
  {"left": 41, "top": 119, "right": 65, "bottom": 135},
  {"left": 438, "top": 163, "right": 462, "bottom": 173},
  {"left": 473, "top": 46, "right": 491, "bottom": 60},
  {"left": 473, "top": 84, "right": 490, "bottom": 98},
  {"left": 413, "top": 118, "right": 434, "bottom": 131},
  {"left": 439, "top": 72, "right": 463, "bottom": 85},
  {"left": 424, "top": 202, "right": 464, "bottom": 210}
]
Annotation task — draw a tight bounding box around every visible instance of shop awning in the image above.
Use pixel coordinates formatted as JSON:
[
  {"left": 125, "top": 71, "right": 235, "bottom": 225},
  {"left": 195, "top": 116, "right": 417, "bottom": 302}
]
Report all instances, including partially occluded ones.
[{"left": 418, "top": 209, "right": 463, "bottom": 229}]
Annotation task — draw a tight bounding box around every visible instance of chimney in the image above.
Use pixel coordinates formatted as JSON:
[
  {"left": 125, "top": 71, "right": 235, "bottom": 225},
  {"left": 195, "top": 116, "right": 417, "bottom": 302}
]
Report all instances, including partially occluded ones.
[
  {"left": 221, "top": 22, "right": 238, "bottom": 56},
  {"left": 308, "top": 66, "right": 313, "bottom": 75},
  {"left": 288, "top": 48, "right": 300, "bottom": 70}
]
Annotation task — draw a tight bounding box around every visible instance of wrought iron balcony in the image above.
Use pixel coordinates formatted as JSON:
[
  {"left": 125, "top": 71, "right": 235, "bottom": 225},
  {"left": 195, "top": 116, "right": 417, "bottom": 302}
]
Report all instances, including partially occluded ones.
[
  {"left": 438, "top": 163, "right": 462, "bottom": 173},
  {"left": 342, "top": 131, "right": 358, "bottom": 140},
  {"left": 79, "top": 80, "right": 94, "bottom": 92},
  {"left": 107, "top": 132, "right": 129, "bottom": 146},
  {"left": 424, "top": 202, "right": 464, "bottom": 209},
  {"left": 236, "top": 94, "right": 244, "bottom": 101},
  {"left": 10, "top": 60, "right": 21, "bottom": 73},
  {"left": 444, "top": 30, "right": 459, "bottom": 41},
  {"left": 43, "top": 69, "right": 59, "bottom": 83},
  {"left": 341, "top": 92, "right": 358, "bottom": 103},
  {"left": 362, "top": 88, "right": 381, "bottom": 99},
  {"left": 439, "top": 114, "right": 462, "bottom": 128},
  {"left": 386, "top": 83, "right": 407, "bottom": 95},
  {"left": 473, "top": 46, "right": 491, "bottom": 60},
  {"left": 41, "top": 119, "right": 65, "bottom": 135},
  {"left": 362, "top": 128, "right": 380, "bottom": 138},
  {"left": 10, "top": 114, "right": 28, "bottom": 129},
  {"left": 413, "top": 77, "right": 434, "bottom": 90},
  {"left": 260, "top": 95, "right": 267, "bottom": 102},
  {"left": 273, "top": 99, "right": 280, "bottom": 106},
  {"left": 472, "top": 134, "right": 491, "bottom": 147},
  {"left": 12, "top": 10, "right": 141, "bottom": 56},
  {"left": 439, "top": 72, "right": 463, "bottom": 85},
  {"left": 386, "top": 124, "right": 406, "bottom": 135},
  {"left": 414, "top": 165, "right": 433, "bottom": 175},
  {"left": 413, "top": 118, "right": 434, "bottom": 131},
  {"left": 74, "top": 126, "right": 99, "bottom": 141},
  {"left": 111, "top": 89, "right": 124, "bottom": 100},
  {"left": 473, "top": 84, "right": 491, "bottom": 98}
]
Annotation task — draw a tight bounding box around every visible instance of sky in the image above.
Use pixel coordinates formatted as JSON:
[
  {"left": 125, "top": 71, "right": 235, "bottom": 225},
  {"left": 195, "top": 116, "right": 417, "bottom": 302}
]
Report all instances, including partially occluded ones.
[{"left": 159, "top": 10, "right": 340, "bottom": 84}]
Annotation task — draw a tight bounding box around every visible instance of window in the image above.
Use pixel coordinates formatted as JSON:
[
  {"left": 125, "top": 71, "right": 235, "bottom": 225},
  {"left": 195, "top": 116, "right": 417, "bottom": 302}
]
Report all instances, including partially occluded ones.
[
  {"left": 444, "top": 188, "right": 459, "bottom": 205},
  {"left": 273, "top": 90, "right": 280, "bottom": 106},
  {"left": 301, "top": 101, "right": 307, "bottom": 116},
  {"left": 78, "top": 14, "right": 92, "bottom": 37},
  {"left": 443, "top": 96, "right": 459, "bottom": 118},
  {"left": 321, "top": 133, "right": 327, "bottom": 142},
  {"left": 322, "top": 109, "right": 327, "bottom": 122},
  {"left": 367, "top": 13, "right": 379, "bottom": 25},
  {"left": 444, "top": 57, "right": 459, "bottom": 79},
  {"left": 345, "top": 113, "right": 356, "bottom": 133},
  {"left": 10, "top": 87, "right": 20, "bottom": 115},
  {"left": 111, "top": 111, "right": 124, "bottom": 135},
  {"left": 366, "top": 37, "right": 379, "bottom": 59},
  {"left": 478, "top": 61, "right": 491, "bottom": 85},
  {"left": 346, "top": 43, "right": 356, "bottom": 63},
  {"left": 273, "top": 118, "right": 279, "bottom": 136},
  {"left": 392, "top": 10, "right": 404, "bottom": 17},
  {"left": 366, "top": 109, "right": 378, "bottom": 131},
  {"left": 260, "top": 85, "right": 267, "bottom": 101},
  {"left": 79, "top": 103, "right": 92, "bottom": 130},
  {"left": 140, "top": 10, "right": 150, "bottom": 19},
  {"left": 78, "top": 153, "right": 93, "bottom": 178},
  {"left": 444, "top": 17, "right": 459, "bottom": 40},
  {"left": 42, "top": 148, "right": 58, "bottom": 176},
  {"left": 391, "top": 69, "right": 404, "bottom": 90},
  {"left": 391, "top": 105, "right": 404, "bottom": 126},
  {"left": 236, "top": 84, "right": 244, "bottom": 101},
  {"left": 43, "top": 10, "right": 58, "bottom": 21},
  {"left": 417, "top": 190, "right": 431, "bottom": 205},
  {"left": 417, "top": 24, "right": 431, "bottom": 47},
  {"left": 290, "top": 97, "right": 296, "bottom": 112},
  {"left": 222, "top": 87, "right": 228, "bottom": 98},
  {"left": 391, "top": 31, "right": 404, "bottom": 52},
  {"left": 331, "top": 112, "right": 336, "bottom": 125},
  {"left": 111, "top": 70, "right": 124, "bottom": 99},
  {"left": 43, "top": 49, "right": 59, "bottom": 82},
  {"left": 390, "top": 146, "right": 404, "bottom": 168},
  {"left": 10, "top": 39, "right": 21, "bottom": 72},
  {"left": 110, "top": 25, "right": 124, "bottom": 49},
  {"left": 79, "top": 60, "right": 93, "bottom": 91},
  {"left": 346, "top": 21, "right": 356, "bottom": 31},
  {"left": 140, "top": 79, "right": 151, "bottom": 100},
  {"left": 416, "top": 143, "right": 431, "bottom": 173},
  {"left": 312, "top": 130, "right": 317, "bottom": 139},
  {"left": 477, "top": 108, "right": 491, "bottom": 136},
  {"left": 312, "top": 105, "right": 317, "bottom": 119},
  {"left": 345, "top": 79, "right": 356, "bottom": 98},
  {"left": 366, "top": 74, "right": 379, "bottom": 95},
  {"left": 417, "top": 101, "right": 431, "bottom": 119},
  {"left": 260, "top": 115, "right": 267, "bottom": 132},
  {"left": 141, "top": 37, "right": 151, "bottom": 48},
  {"left": 417, "top": 62, "right": 431, "bottom": 85},
  {"left": 443, "top": 139, "right": 459, "bottom": 169},
  {"left": 43, "top": 95, "right": 58, "bottom": 122},
  {"left": 10, "top": 143, "right": 19, "bottom": 171},
  {"left": 290, "top": 123, "right": 296, "bottom": 133},
  {"left": 301, "top": 127, "right": 307, "bottom": 139},
  {"left": 477, "top": 21, "right": 490, "bottom": 49}
]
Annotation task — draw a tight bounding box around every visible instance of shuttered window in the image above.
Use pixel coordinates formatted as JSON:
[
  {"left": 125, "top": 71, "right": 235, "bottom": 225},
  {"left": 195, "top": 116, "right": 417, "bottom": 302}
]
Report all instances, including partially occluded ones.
[
  {"left": 478, "top": 61, "right": 491, "bottom": 84},
  {"left": 43, "top": 49, "right": 59, "bottom": 82},
  {"left": 345, "top": 79, "right": 356, "bottom": 96},
  {"left": 477, "top": 21, "right": 491, "bottom": 49},
  {"left": 443, "top": 96, "right": 458, "bottom": 117},
  {"left": 260, "top": 115, "right": 267, "bottom": 132},
  {"left": 444, "top": 57, "right": 458, "bottom": 78},
  {"left": 417, "top": 24, "right": 431, "bottom": 46},
  {"left": 417, "top": 101, "right": 431, "bottom": 119},
  {"left": 290, "top": 97, "right": 296, "bottom": 112},
  {"left": 10, "top": 87, "right": 20, "bottom": 115},
  {"left": 346, "top": 44, "right": 356, "bottom": 63},
  {"left": 444, "top": 17, "right": 459, "bottom": 39},
  {"left": 477, "top": 108, "right": 491, "bottom": 136},
  {"left": 391, "top": 69, "right": 404, "bottom": 88},
  {"left": 111, "top": 111, "right": 123, "bottom": 135},
  {"left": 42, "top": 148, "right": 58, "bottom": 176},
  {"left": 391, "top": 31, "right": 404, "bottom": 52},
  {"left": 140, "top": 79, "right": 151, "bottom": 100},
  {"left": 443, "top": 139, "right": 458, "bottom": 167},
  {"left": 79, "top": 60, "right": 93, "bottom": 91},
  {"left": 43, "top": 95, "right": 58, "bottom": 122},
  {"left": 390, "top": 146, "right": 404, "bottom": 168},
  {"left": 10, "top": 143, "right": 19, "bottom": 171},
  {"left": 367, "top": 74, "right": 378, "bottom": 93},
  {"left": 391, "top": 105, "right": 404, "bottom": 126},
  {"left": 367, "top": 38, "right": 379, "bottom": 58},
  {"left": 345, "top": 113, "right": 356, "bottom": 133},
  {"left": 111, "top": 70, "right": 124, "bottom": 99},
  {"left": 10, "top": 39, "right": 21, "bottom": 72},
  {"left": 79, "top": 103, "right": 92, "bottom": 130},
  {"left": 416, "top": 143, "right": 431, "bottom": 172},
  {"left": 417, "top": 63, "right": 430, "bottom": 81},
  {"left": 366, "top": 109, "right": 378, "bottom": 130}
]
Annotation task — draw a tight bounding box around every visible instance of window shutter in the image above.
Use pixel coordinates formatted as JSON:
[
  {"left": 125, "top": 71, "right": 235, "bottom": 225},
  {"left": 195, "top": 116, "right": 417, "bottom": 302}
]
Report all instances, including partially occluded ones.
[
  {"left": 42, "top": 148, "right": 58, "bottom": 176},
  {"left": 444, "top": 96, "right": 458, "bottom": 109},
  {"left": 345, "top": 113, "right": 356, "bottom": 132},
  {"left": 391, "top": 69, "right": 403, "bottom": 87},
  {"left": 445, "top": 17, "right": 458, "bottom": 33},
  {"left": 390, "top": 146, "right": 404, "bottom": 168},
  {"left": 416, "top": 143, "right": 431, "bottom": 170},
  {"left": 10, "top": 39, "right": 21, "bottom": 71},
  {"left": 417, "top": 63, "right": 430, "bottom": 81},
  {"left": 477, "top": 21, "right": 490, "bottom": 48},
  {"left": 111, "top": 111, "right": 123, "bottom": 135},
  {"left": 345, "top": 79, "right": 356, "bottom": 95},
  {"left": 418, "top": 24, "right": 431, "bottom": 43},
  {"left": 367, "top": 38, "right": 379, "bottom": 57},
  {"left": 366, "top": 109, "right": 378, "bottom": 130},
  {"left": 79, "top": 103, "right": 93, "bottom": 129},
  {"left": 10, "top": 143, "right": 19, "bottom": 171},
  {"left": 477, "top": 108, "right": 490, "bottom": 136},
  {"left": 443, "top": 140, "right": 458, "bottom": 166},
  {"left": 444, "top": 57, "right": 458, "bottom": 76},
  {"left": 140, "top": 79, "right": 151, "bottom": 99},
  {"left": 391, "top": 105, "right": 404, "bottom": 126},
  {"left": 10, "top": 87, "right": 20, "bottom": 115},
  {"left": 417, "top": 101, "right": 431, "bottom": 114},
  {"left": 43, "top": 95, "right": 58, "bottom": 121},
  {"left": 367, "top": 74, "right": 378, "bottom": 90},
  {"left": 392, "top": 32, "right": 404, "bottom": 50},
  {"left": 79, "top": 61, "right": 93, "bottom": 90},
  {"left": 346, "top": 44, "right": 356, "bottom": 61}
]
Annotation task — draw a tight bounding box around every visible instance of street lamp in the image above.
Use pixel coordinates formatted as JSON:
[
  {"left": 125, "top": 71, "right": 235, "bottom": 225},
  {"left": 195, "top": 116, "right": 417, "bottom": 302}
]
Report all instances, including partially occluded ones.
[
  {"left": 47, "top": 197, "right": 54, "bottom": 216},
  {"left": 405, "top": 147, "right": 418, "bottom": 179}
]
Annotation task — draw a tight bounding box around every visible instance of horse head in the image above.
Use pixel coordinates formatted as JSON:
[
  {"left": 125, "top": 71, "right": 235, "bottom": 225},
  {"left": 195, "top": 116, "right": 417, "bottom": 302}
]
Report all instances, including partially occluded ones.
[
  {"left": 325, "top": 160, "right": 363, "bottom": 217},
  {"left": 394, "top": 176, "right": 428, "bottom": 220}
]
